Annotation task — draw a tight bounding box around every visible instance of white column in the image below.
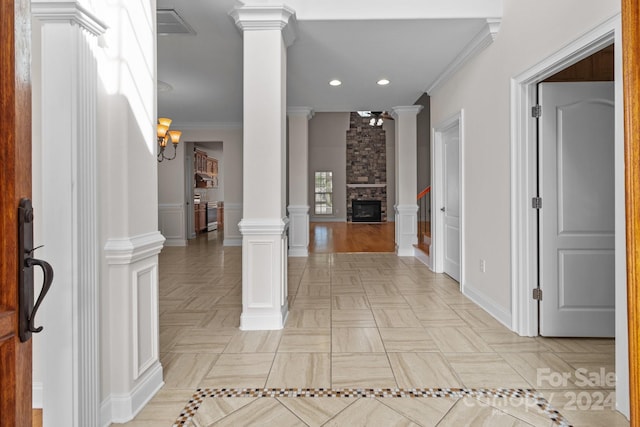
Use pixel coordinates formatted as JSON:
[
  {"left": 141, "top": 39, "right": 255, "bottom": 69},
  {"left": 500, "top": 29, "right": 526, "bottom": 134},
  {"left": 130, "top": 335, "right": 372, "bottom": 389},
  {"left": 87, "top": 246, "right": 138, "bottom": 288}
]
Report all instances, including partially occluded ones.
[
  {"left": 230, "top": 5, "right": 297, "bottom": 330},
  {"left": 31, "top": 3, "right": 106, "bottom": 426},
  {"left": 287, "top": 107, "right": 314, "bottom": 257},
  {"left": 392, "top": 105, "right": 424, "bottom": 256}
]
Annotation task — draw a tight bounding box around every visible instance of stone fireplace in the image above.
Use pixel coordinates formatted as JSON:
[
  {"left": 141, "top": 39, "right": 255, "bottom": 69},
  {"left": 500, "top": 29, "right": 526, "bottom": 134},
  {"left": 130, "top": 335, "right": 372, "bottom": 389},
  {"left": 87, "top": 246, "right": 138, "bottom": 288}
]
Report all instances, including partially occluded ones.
[{"left": 346, "top": 113, "right": 387, "bottom": 222}]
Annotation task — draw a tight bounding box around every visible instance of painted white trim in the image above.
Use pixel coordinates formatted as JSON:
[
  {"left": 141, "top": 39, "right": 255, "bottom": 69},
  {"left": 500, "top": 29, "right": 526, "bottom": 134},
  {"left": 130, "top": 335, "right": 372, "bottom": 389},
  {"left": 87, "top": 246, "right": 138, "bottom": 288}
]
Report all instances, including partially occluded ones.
[
  {"left": 426, "top": 18, "right": 501, "bottom": 95},
  {"left": 171, "top": 121, "right": 243, "bottom": 130},
  {"left": 510, "top": 15, "right": 618, "bottom": 336},
  {"left": 414, "top": 248, "right": 431, "bottom": 269},
  {"left": 101, "top": 361, "right": 164, "bottom": 424},
  {"left": 31, "top": 1, "right": 108, "bottom": 36},
  {"left": 223, "top": 238, "right": 242, "bottom": 247},
  {"left": 390, "top": 105, "right": 424, "bottom": 119},
  {"left": 509, "top": 14, "right": 628, "bottom": 418},
  {"left": 463, "top": 282, "right": 512, "bottom": 329},
  {"left": 287, "top": 205, "right": 310, "bottom": 257},
  {"left": 432, "top": 110, "right": 465, "bottom": 282},
  {"left": 240, "top": 309, "right": 290, "bottom": 331},
  {"left": 395, "top": 204, "right": 418, "bottom": 257},
  {"left": 287, "top": 107, "right": 315, "bottom": 120},
  {"left": 229, "top": 4, "right": 298, "bottom": 47},
  {"left": 104, "top": 231, "right": 166, "bottom": 265},
  {"left": 159, "top": 203, "right": 187, "bottom": 246},
  {"left": 131, "top": 265, "right": 159, "bottom": 380},
  {"left": 239, "top": 218, "right": 290, "bottom": 235},
  {"left": 32, "top": 382, "right": 43, "bottom": 409}
]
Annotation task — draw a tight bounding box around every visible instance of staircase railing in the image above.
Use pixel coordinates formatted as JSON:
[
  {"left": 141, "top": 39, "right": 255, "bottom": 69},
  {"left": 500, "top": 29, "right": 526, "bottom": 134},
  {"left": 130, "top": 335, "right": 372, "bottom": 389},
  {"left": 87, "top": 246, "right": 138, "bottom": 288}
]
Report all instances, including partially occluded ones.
[{"left": 417, "top": 186, "right": 431, "bottom": 247}]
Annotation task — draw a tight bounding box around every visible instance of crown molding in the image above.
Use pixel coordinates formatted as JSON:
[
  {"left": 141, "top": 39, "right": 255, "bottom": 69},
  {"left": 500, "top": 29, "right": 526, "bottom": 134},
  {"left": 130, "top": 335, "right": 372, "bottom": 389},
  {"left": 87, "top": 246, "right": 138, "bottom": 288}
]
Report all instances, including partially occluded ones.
[
  {"left": 390, "top": 105, "right": 424, "bottom": 119},
  {"left": 426, "top": 18, "right": 501, "bottom": 95},
  {"left": 229, "top": 4, "right": 298, "bottom": 47},
  {"left": 287, "top": 107, "right": 314, "bottom": 120},
  {"left": 31, "top": 1, "right": 108, "bottom": 36},
  {"left": 170, "top": 121, "right": 243, "bottom": 130}
]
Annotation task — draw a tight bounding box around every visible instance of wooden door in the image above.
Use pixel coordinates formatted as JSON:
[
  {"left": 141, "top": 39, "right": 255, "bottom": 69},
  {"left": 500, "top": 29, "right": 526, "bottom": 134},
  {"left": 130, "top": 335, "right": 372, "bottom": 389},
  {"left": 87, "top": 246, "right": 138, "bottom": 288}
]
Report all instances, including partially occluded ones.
[
  {"left": 538, "top": 82, "right": 615, "bottom": 337},
  {"left": 0, "top": 0, "right": 33, "bottom": 425},
  {"left": 622, "top": 0, "right": 640, "bottom": 423}
]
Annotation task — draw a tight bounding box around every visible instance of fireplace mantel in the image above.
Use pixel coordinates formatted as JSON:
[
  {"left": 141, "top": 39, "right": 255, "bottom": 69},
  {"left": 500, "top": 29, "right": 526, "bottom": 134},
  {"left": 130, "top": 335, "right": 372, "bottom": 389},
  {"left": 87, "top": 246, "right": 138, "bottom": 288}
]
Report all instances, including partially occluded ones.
[{"left": 346, "top": 184, "right": 387, "bottom": 188}]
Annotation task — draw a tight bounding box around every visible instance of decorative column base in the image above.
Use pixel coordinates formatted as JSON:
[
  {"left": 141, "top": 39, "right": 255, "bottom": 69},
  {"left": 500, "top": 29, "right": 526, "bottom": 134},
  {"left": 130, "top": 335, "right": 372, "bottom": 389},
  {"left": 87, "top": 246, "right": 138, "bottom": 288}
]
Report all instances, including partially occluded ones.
[
  {"left": 395, "top": 204, "right": 418, "bottom": 256},
  {"left": 239, "top": 219, "right": 289, "bottom": 330},
  {"left": 287, "top": 205, "right": 309, "bottom": 257}
]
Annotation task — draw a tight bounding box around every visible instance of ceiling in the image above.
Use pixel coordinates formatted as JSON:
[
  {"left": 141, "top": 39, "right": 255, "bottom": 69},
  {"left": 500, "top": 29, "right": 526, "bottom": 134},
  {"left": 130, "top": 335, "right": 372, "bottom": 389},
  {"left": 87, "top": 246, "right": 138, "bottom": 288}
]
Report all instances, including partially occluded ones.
[{"left": 157, "top": 0, "right": 499, "bottom": 126}]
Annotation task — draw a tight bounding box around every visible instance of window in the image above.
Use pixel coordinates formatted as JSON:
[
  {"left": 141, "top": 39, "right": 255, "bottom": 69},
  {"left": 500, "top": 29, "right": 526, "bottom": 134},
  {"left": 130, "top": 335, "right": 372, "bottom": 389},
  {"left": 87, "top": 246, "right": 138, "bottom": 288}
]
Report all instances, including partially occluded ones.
[{"left": 314, "top": 171, "right": 333, "bottom": 215}]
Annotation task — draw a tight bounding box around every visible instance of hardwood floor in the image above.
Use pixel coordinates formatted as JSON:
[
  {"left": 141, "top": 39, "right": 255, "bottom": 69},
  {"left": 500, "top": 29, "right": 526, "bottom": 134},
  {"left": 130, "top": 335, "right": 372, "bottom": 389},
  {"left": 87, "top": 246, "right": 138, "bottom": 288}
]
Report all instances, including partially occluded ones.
[{"left": 309, "top": 222, "right": 396, "bottom": 253}]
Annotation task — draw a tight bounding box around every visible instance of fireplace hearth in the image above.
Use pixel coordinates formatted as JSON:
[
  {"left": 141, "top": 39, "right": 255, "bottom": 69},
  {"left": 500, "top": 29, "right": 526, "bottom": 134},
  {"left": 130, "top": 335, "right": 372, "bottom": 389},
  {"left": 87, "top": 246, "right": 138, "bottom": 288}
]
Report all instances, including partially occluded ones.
[{"left": 352, "top": 200, "right": 382, "bottom": 223}]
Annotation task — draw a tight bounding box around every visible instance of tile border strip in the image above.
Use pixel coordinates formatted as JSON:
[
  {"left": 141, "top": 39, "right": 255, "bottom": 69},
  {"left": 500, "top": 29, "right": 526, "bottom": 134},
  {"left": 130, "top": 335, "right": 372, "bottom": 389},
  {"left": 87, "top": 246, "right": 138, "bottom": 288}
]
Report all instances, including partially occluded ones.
[{"left": 172, "top": 387, "right": 572, "bottom": 426}]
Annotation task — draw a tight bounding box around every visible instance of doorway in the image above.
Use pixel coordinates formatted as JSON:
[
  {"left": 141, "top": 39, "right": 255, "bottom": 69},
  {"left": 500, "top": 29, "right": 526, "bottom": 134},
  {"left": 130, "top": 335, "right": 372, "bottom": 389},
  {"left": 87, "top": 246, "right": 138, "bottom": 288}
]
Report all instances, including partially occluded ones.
[
  {"left": 432, "top": 111, "right": 464, "bottom": 285},
  {"left": 510, "top": 15, "right": 628, "bottom": 413},
  {"left": 537, "top": 81, "right": 615, "bottom": 337}
]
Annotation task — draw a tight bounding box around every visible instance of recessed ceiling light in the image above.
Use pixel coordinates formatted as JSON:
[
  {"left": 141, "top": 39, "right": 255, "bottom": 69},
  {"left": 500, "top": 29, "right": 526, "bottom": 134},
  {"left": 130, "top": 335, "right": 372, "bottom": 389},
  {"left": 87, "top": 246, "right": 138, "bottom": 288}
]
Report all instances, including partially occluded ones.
[
  {"left": 377, "top": 79, "right": 390, "bottom": 86},
  {"left": 329, "top": 79, "right": 342, "bottom": 86}
]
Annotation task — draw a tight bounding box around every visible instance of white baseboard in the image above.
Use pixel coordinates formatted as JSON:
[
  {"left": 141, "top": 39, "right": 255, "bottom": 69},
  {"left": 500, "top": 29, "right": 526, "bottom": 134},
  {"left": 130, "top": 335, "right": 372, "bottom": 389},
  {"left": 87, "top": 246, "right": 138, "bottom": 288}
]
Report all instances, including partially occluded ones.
[
  {"left": 32, "top": 382, "right": 43, "bottom": 409},
  {"left": 463, "top": 281, "right": 512, "bottom": 329},
  {"left": 288, "top": 247, "right": 308, "bottom": 257},
  {"left": 101, "top": 361, "right": 164, "bottom": 425},
  {"left": 164, "top": 238, "right": 187, "bottom": 247},
  {"left": 414, "top": 249, "right": 430, "bottom": 269},
  {"left": 396, "top": 246, "right": 415, "bottom": 257},
  {"left": 223, "top": 237, "right": 242, "bottom": 247},
  {"left": 240, "top": 310, "right": 288, "bottom": 331}
]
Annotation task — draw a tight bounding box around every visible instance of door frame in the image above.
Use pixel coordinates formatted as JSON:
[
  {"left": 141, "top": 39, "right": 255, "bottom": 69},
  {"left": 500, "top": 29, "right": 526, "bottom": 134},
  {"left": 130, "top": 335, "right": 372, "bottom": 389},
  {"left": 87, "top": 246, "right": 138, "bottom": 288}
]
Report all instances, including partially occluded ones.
[
  {"left": 510, "top": 13, "right": 627, "bottom": 411},
  {"left": 432, "top": 110, "right": 465, "bottom": 290}
]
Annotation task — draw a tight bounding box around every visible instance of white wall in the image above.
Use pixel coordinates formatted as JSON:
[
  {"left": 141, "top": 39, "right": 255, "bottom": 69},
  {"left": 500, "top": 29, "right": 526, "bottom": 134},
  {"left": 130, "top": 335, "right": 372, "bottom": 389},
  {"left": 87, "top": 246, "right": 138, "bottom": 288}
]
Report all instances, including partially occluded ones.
[
  {"left": 429, "top": 0, "right": 627, "bottom": 417},
  {"left": 430, "top": 0, "right": 620, "bottom": 316},
  {"left": 158, "top": 126, "right": 243, "bottom": 245},
  {"left": 308, "top": 113, "right": 350, "bottom": 222}
]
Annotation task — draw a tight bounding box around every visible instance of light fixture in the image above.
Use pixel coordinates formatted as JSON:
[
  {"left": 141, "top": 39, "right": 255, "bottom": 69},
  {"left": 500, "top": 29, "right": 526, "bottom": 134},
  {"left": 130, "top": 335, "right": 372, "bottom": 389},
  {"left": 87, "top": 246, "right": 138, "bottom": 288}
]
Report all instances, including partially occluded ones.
[
  {"left": 367, "top": 112, "right": 385, "bottom": 126},
  {"left": 329, "top": 79, "right": 342, "bottom": 86},
  {"left": 157, "top": 117, "right": 182, "bottom": 162},
  {"left": 377, "top": 78, "right": 390, "bottom": 86}
]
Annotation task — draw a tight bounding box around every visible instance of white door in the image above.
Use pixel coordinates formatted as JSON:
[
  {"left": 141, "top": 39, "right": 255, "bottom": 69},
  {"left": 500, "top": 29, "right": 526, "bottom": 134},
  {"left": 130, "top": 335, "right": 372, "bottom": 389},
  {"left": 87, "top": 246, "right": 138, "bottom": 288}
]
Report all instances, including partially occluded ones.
[
  {"left": 539, "top": 82, "right": 615, "bottom": 337},
  {"left": 443, "top": 124, "right": 460, "bottom": 282}
]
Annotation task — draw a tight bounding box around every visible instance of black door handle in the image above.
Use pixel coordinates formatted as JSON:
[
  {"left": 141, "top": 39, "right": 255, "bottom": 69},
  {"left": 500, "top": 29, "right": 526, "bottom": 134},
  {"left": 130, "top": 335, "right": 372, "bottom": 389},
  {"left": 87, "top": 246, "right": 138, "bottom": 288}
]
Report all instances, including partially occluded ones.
[
  {"left": 24, "top": 257, "right": 53, "bottom": 334},
  {"left": 18, "top": 198, "right": 54, "bottom": 342}
]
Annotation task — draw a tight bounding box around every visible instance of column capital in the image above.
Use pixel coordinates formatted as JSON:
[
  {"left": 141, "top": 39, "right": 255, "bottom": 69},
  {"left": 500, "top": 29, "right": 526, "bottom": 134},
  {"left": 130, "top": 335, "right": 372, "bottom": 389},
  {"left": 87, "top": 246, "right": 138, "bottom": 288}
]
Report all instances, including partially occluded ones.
[
  {"left": 31, "top": 1, "right": 107, "bottom": 36},
  {"left": 229, "top": 4, "right": 298, "bottom": 47},
  {"left": 287, "top": 107, "right": 314, "bottom": 120},
  {"left": 391, "top": 105, "right": 424, "bottom": 119}
]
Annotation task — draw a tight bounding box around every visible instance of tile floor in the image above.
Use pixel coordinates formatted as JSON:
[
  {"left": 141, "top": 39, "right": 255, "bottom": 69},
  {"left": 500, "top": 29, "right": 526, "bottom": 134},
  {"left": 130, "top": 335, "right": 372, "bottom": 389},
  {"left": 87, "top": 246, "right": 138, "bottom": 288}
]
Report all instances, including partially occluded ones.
[{"left": 117, "top": 232, "right": 629, "bottom": 427}]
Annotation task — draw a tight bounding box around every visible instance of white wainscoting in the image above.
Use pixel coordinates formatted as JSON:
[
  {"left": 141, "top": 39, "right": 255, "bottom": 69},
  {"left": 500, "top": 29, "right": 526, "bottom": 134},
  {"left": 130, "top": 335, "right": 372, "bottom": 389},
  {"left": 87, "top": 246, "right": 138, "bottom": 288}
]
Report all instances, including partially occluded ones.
[
  {"left": 102, "top": 231, "right": 165, "bottom": 425},
  {"left": 223, "top": 202, "right": 243, "bottom": 246},
  {"left": 158, "top": 203, "right": 186, "bottom": 246}
]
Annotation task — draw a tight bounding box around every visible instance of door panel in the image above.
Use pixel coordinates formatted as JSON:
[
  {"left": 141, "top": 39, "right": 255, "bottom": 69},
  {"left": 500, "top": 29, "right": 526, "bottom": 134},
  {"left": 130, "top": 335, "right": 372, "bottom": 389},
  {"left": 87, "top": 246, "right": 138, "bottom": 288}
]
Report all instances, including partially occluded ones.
[
  {"left": 1, "top": 0, "right": 33, "bottom": 424},
  {"left": 539, "top": 81, "right": 615, "bottom": 337},
  {"left": 443, "top": 125, "right": 460, "bottom": 282}
]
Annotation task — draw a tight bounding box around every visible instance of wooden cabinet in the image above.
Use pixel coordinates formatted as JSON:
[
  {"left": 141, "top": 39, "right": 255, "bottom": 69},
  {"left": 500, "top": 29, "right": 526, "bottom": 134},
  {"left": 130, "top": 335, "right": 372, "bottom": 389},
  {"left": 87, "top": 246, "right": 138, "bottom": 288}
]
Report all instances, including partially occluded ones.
[
  {"left": 194, "top": 149, "right": 207, "bottom": 174},
  {"left": 194, "top": 203, "right": 207, "bottom": 233},
  {"left": 217, "top": 202, "right": 224, "bottom": 228}
]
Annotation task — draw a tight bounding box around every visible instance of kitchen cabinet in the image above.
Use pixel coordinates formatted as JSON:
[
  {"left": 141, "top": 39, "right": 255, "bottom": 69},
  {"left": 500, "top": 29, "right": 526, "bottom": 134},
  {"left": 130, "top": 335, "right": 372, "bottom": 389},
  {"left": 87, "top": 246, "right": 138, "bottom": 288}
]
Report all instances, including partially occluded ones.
[
  {"left": 194, "top": 149, "right": 207, "bottom": 174},
  {"left": 194, "top": 203, "right": 207, "bottom": 233},
  {"left": 217, "top": 202, "right": 224, "bottom": 228}
]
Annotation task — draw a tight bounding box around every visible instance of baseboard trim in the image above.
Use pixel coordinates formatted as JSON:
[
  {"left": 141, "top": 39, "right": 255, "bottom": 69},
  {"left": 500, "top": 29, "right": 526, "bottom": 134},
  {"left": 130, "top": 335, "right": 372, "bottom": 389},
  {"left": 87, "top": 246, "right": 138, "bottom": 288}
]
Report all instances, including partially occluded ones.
[
  {"left": 463, "top": 282, "right": 512, "bottom": 329},
  {"left": 164, "top": 238, "right": 187, "bottom": 247},
  {"left": 32, "top": 382, "right": 43, "bottom": 408},
  {"left": 223, "top": 237, "right": 242, "bottom": 247},
  {"left": 101, "top": 361, "right": 164, "bottom": 425},
  {"left": 414, "top": 249, "right": 430, "bottom": 269},
  {"left": 288, "top": 247, "right": 309, "bottom": 257},
  {"left": 240, "top": 309, "right": 288, "bottom": 331}
]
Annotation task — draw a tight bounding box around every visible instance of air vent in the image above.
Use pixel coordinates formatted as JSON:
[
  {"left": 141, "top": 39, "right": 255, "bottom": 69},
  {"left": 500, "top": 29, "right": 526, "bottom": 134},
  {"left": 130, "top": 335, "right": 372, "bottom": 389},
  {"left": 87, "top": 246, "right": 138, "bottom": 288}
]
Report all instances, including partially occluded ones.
[{"left": 157, "top": 9, "right": 196, "bottom": 35}]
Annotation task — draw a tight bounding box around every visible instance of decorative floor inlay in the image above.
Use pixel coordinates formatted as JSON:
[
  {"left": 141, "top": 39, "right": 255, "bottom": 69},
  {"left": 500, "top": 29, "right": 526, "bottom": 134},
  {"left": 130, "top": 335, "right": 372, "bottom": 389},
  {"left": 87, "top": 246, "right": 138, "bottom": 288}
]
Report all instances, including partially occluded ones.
[{"left": 173, "top": 387, "right": 572, "bottom": 426}]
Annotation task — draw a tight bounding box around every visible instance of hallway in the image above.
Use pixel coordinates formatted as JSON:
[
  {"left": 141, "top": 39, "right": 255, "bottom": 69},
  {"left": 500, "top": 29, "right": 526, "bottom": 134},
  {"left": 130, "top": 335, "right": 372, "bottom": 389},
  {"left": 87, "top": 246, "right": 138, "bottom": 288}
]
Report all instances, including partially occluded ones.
[{"left": 119, "top": 232, "right": 626, "bottom": 426}]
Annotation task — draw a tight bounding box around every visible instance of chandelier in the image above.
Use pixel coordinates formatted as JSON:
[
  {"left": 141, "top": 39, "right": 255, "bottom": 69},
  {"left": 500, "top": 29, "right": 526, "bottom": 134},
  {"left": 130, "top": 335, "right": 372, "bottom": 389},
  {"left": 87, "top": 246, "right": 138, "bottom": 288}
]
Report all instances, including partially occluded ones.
[{"left": 157, "top": 117, "right": 182, "bottom": 162}]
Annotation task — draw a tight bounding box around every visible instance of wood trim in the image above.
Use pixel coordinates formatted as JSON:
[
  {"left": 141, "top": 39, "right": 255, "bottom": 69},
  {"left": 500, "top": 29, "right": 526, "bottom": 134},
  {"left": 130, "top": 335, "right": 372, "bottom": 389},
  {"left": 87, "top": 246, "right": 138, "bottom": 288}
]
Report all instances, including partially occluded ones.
[
  {"left": 0, "top": 0, "right": 32, "bottom": 425},
  {"left": 623, "top": 0, "right": 640, "bottom": 424}
]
